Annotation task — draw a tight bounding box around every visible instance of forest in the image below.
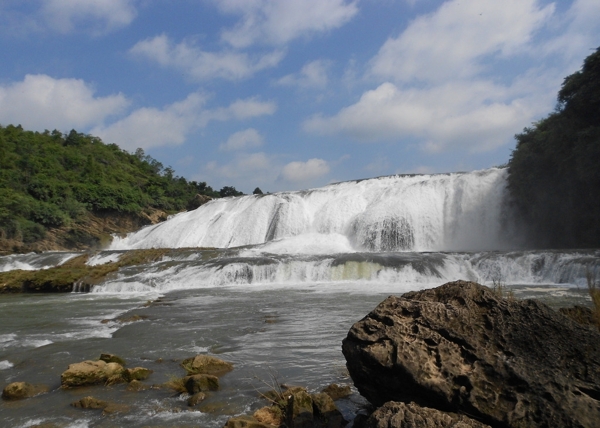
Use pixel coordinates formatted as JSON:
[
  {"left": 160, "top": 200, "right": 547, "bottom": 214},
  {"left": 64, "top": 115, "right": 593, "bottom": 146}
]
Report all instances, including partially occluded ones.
[
  {"left": 0, "top": 126, "right": 241, "bottom": 249},
  {"left": 508, "top": 47, "right": 600, "bottom": 248}
]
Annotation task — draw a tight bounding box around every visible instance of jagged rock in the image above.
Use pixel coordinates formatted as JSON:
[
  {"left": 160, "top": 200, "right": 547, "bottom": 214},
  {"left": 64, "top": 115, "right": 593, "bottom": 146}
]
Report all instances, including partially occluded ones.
[
  {"left": 181, "top": 354, "right": 233, "bottom": 376},
  {"left": 61, "top": 360, "right": 125, "bottom": 387},
  {"left": 123, "top": 367, "right": 153, "bottom": 382},
  {"left": 342, "top": 280, "right": 600, "bottom": 428},
  {"left": 363, "top": 401, "right": 491, "bottom": 428},
  {"left": 311, "top": 392, "right": 347, "bottom": 427},
  {"left": 99, "top": 353, "right": 126, "bottom": 366},
  {"left": 185, "top": 373, "right": 219, "bottom": 393},
  {"left": 224, "top": 415, "right": 274, "bottom": 428},
  {"left": 1, "top": 382, "right": 49, "bottom": 400},
  {"left": 321, "top": 384, "right": 351, "bottom": 400},
  {"left": 188, "top": 392, "right": 207, "bottom": 407}
]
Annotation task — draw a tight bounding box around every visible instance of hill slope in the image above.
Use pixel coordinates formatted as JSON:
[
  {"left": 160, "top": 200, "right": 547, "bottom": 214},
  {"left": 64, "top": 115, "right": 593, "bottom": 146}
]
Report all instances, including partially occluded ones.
[{"left": 0, "top": 125, "right": 223, "bottom": 253}]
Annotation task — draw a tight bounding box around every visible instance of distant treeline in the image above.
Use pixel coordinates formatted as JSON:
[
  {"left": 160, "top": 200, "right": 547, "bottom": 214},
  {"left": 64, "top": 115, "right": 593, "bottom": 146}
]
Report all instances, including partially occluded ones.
[
  {"left": 0, "top": 125, "right": 242, "bottom": 244},
  {"left": 508, "top": 47, "right": 600, "bottom": 248}
]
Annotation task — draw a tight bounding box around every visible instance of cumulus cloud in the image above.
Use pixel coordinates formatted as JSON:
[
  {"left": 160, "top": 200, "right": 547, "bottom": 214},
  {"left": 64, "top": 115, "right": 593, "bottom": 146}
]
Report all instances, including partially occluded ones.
[
  {"left": 277, "top": 60, "right": 331, "bottom": 88},
  {"left": 220, "top": 128, "right": 265, "bottom": 151},
  {"left": 41, "top": 0, "right": 137, "bottom": 34},
  {"left": 92, "top": 95, "right": 276, "bottom": 150},
  {"left": 279, "top": 158, "right": 330, "bottom": 183},
  {"left": 0, "top": 74, "right": 129, "bottom": 131},
  {"left": 201, "top": 152, "right": 279, "bottom": 191},
  {"left": 369, "top": 0, "right": 554, "bottom": 83},
  {"left": 215, "top": 0, "right": 359, "bottom": 48},
  {"left": 130, "top": 34, "right": 284, "bottom": 81},
  {"left": 304, "top": 0, "right": 598, "bottom": 154}
]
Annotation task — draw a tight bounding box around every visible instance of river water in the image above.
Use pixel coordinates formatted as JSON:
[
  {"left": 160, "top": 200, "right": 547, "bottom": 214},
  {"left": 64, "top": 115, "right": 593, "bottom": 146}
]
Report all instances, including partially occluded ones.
[{"left": 1, "top": 169, "right": 599, "bottom": 427}]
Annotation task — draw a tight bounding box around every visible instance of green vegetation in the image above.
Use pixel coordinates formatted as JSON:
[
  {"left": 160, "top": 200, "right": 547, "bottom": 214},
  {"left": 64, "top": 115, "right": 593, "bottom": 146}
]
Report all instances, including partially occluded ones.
[
  {"left": 0, "top": 125, "right": 244, "bottom": 250},
  {"left": 508, "top": 47, "right": 600, "bottom": 248}
]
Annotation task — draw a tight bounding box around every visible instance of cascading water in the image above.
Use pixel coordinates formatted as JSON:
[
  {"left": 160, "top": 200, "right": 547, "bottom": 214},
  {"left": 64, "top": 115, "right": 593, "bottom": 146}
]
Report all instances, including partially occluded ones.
[{"left": 110, "top": 168, "right": 519, "bottom": 252}]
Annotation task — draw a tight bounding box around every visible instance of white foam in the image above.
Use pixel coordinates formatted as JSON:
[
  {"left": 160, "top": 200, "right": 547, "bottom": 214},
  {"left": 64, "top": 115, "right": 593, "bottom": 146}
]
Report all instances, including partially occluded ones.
[
  {"left": 86, "top": 252, "right": 121, "bottom": 266},
  {"left": 0, "top": 360, "right": 13, "bottom": 370}
]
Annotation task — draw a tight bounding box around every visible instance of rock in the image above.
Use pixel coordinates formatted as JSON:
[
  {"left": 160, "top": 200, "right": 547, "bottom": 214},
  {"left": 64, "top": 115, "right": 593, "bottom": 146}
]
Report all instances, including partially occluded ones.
[
  {"left": 71, "top": 395, "right": 129, "bottom": 414},
  {"left": 123, "top": 367, "right": 153, "bottom": 382},
  {"left": 224, "top": 415, "right": 274, "bottom": 428},
  {"left": 185, "top": 374, "right": 219, "bottom": 393},
  {"left": 99, "top": 353, "right": 126, "bottom": 366},
  {"left": 559, "top": 305, "right": 596, "bottom": 326},
  {"left": 126, "top": 380, "right": 148, "bottom": 392},
  {"left": 188, "top": 194, "right": 213, "bottom": 210},
  {"left": 342, "top": 280, "right": 600, "bottom": 428},
  {"left": 363, "top": 401, "right": 491, "bottom": 428},
  {"left": 321, "top": 384, "right": 351, "bottom": 400},
  {"left": 180, "top": 354, "right": 233, "bottom": 376},
  {"left": 2, "top": 382, "right": 49, "bottom": 400},
  {"left": 311, "top": 392, "right": 347, "bottom": 427},
  {"left": 285, "top": 388, "right": 313, "bottom": 428},
  {"left": 188, "top": 392, "right": 207, "bottom": 407},
  {"left": 61, "top": 360, "right": 125, "bottom": 387},
  {"left": 253, "top": 406, "right": 283, "bottom": 426}
]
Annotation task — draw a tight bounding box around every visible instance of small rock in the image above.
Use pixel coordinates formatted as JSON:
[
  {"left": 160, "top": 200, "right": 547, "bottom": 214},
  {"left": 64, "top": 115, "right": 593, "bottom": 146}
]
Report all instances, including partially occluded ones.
[
  {"left": 180, "top": 354, "right": 233, "bottom": 376},
  {"left": 285, "top": 388, "right": 313, "bottom": 428},
  {"left": 185, "top": 374, "right": 219, "bottom": 394},
  {"left": 311, "top": 392, "right": 347, "bottom": 428},
  {"left": 253, "top": 406, "right": 283, "bottom": 426},
  {"left": 187, "top": 392, "right": 207, "bottom": 407},
  {"left": 71, "top": 395, "right": 129, "bottom": 414},
  {"left": 224, "top": 415, "right": 274, "bottom": 428},
  {"left": 2, "top": 382, "right": 49, "bottom": 400},
  {"left": 126, "top": 380, "right": 148, "bottom": 392},
  {"left": 99, "top": 353, "right": 126, "bottom": 366},
  {"left": 123, "top": 367, "right": 153, "bottom": 382},
  {"left": 321, "top": 384, "right": 352, "bottom": 400}
]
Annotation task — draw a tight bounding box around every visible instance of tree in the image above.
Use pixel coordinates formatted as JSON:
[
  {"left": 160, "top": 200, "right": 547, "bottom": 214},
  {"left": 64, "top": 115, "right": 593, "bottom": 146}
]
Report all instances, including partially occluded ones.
[
  {"left": 507, "top": 47, "right": 600, "bottom": 248},
  {"left": 219, "top": 186, "right": 244, "bottom": 197},
  {"left": 253, "top": 187, "right": 264, "bottom": 195}
]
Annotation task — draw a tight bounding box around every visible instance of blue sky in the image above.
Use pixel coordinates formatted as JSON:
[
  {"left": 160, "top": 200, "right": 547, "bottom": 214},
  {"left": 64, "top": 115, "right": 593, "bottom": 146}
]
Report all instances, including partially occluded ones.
[{"left": 0, "top": 0, "right": 598, "bottom": 193}]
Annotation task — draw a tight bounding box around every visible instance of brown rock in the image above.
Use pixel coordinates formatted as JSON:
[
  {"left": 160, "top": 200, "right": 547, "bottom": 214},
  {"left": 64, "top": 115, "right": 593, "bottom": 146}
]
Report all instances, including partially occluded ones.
[
  {"left": 311, "top": 392, "right": 347, "bottom": 427},
  {"left": 224, "top": 415, "right": 273, "bottom": 428},
  {"left": 342, "top": 280, "right": 600, "bottom": 428},
  {"left": 71, "top": 395, "right": 129, "bottom": 414},
  {"left": 180, "top": 354, "right": 233, "bottom": 376},
  {"left": 253, "top": 406, "right": 283, "bottom": 426},
  {"left": 2, "top": 382, "right": 49, "bottom": 400},
  {"left": 99, "top": 353, "right": 126, "bottom": 366},
  {"left": 61, "top": 360, "right": 125, "bottom": 387},
  {"left": 363, "top": 401, "right": 491, "bottom": 428},
  {"left": 321, "top": 383, "right": 352, "bottom": 400},
  {"left": 188, "top": 392, "right": 207, "bottom": 407},
  {"left": 285, "top": 388, "right": 313, "bottom": 428},
  {"left": 185, "top": 374, "right": 219, "bottom": 393},
  {"left": 123, "top": 367, "right": 153, "bottom": 382}
]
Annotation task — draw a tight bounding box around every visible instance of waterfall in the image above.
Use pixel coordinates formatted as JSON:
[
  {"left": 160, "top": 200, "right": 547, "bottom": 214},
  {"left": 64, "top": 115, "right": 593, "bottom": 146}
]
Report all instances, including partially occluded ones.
[{"left": 110, "top": 168, "right": 521, "bottom": 252}]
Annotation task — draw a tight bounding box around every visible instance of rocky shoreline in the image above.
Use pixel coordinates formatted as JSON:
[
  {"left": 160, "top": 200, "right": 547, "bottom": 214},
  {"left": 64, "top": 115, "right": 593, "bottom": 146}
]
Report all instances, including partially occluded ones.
[{"left": 2, "top": 280, "right": 599, "bottom": 427}]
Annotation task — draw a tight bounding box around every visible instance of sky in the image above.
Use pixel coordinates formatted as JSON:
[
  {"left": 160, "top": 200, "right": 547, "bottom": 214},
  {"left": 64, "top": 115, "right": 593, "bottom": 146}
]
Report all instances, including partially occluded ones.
[{"left": 0, "top": 0, "right": 598, "bottom": 194}]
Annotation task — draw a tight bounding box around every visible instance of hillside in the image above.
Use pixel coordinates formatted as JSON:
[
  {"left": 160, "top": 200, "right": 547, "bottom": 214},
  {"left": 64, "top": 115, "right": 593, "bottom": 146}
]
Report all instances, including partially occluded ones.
[
  {"left": 508, "top": 47, "right": 600, "bottom": 248},
  {"left": 0, "top": 125, "right": 232, "bottom": 253}
]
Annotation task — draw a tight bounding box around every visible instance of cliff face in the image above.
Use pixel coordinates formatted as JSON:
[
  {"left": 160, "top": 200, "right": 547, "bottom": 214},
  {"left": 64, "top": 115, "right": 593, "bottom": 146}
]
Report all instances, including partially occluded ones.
[{"left": 0, "top": 209, "right": 167, "bottom": 254}]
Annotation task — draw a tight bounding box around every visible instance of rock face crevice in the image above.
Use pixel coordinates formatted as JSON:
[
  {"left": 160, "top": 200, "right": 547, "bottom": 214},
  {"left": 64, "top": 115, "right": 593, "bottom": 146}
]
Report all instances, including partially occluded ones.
[{"left": 342, "top": 280, "right": 600, "bottom": 428}]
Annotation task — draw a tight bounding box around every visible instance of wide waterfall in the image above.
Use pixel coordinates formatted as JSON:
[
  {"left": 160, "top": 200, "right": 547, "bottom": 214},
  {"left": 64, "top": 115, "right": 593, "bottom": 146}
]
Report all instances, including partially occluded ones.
[{"left": 111, "top": 168, "right": 520, "bottom": 253}]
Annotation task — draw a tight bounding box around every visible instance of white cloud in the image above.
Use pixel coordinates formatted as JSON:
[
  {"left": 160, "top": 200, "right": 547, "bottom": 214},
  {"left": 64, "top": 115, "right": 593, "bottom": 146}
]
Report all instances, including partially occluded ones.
[
  {"left": 92, "top": 95, "right": 276, "bottom": 150},
  {"left": 0, "top": 74, "right": 129, "bottom": 131},
  {"left": 91, "top": 93, "right": 207, "bottom": 151},
  {"left": 201, "top": 152, "right": 279, "bottom": 191},
  {"left": 277, "top": 60, "right": 331, "bottom": 88},
  {"left": 279, "top": 158, "right": 330, "bottom": 183},
  {"left": 130, "top": 34, "right": 285, "bottom": 81},
  {"left": 41, "top": 0, "right": 137, "bottom": 34},
  {"left": 220, "top": 128, "right": 265, "bottom": 151},
  {"left": 369, "top": 0, "right": 554, "bottom": 83},
  {"left": 304, "top": 77, "right": 555, "bottom": 153},
  {"left": 216, "top": 0, "right": 359, "bottom": 48}
]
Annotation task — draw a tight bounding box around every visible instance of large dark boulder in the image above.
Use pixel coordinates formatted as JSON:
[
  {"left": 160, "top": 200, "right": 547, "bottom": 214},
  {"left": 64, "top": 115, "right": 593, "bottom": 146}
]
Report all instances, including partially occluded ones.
[{"left": 342, "top": 280, "right": 600, "bottom": 428}]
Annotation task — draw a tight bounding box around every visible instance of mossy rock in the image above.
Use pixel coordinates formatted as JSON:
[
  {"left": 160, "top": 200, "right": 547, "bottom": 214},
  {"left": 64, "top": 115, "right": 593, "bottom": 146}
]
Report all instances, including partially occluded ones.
[
  {"left": 2, "top": 382, "right": 49, "bottom": 400},
  {"left": 180, "top": 354, "right": 233, "bottom": 376}
]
